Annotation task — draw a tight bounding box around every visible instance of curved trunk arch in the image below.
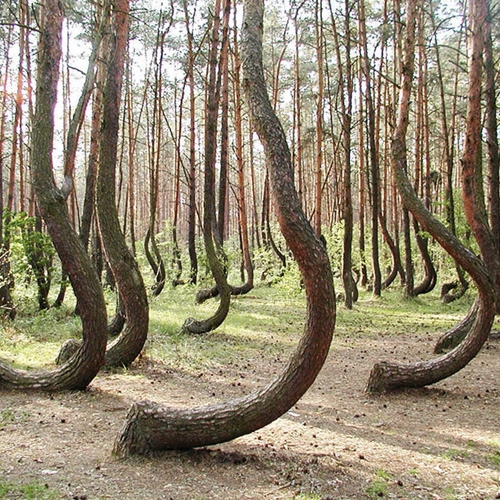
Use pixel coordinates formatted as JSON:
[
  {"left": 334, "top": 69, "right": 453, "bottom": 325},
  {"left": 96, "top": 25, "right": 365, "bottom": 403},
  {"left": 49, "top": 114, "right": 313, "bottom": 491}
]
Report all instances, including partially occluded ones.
[
  {"left": 113, "top": 0, "right": 335, "bottom": 455},
  {"left": 96, "top": 0, "right": 149, "bottom": 368},
  {"left": 0, "top": 0, "right": 107, "bottom": 391},
  {"left": 366, "top": 0, "right": 495, "bottom": 393}
]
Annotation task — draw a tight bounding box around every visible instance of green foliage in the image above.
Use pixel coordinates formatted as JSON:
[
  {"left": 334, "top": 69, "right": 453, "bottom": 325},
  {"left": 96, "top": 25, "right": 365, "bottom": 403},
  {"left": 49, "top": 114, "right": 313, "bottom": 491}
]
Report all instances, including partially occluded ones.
[
  {"left": 4, "top": 210, "right": 55, "bottom": 286},
  {"left": 323, "top": 221, "right": 345, "bottom": 277}
]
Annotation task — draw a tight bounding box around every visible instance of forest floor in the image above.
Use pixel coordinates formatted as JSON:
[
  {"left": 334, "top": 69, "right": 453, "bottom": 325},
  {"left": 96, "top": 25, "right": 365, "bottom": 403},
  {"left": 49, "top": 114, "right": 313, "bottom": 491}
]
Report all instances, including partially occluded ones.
[{"left": 0, "top": 286, "right": 499, "bottom": 500}]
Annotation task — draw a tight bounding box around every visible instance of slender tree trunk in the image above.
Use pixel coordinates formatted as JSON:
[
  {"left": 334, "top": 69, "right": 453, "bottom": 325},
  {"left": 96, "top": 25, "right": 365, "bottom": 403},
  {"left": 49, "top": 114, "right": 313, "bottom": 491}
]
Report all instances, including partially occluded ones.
[
  {"left": 330, "top": 0, "right": 357, "bottom": 307},
  {"left": 216, "top": 0, "right": 231, "bottom": 245},
  {"left": 358, "top": 98, "right": 368, "bottom": 287},
  {"left": 293, "top": 8, "right": 304, "bottom": 207},
  {"left": 313, "top": 0, "right": 324, "bottom": 237},
  {"left": 358, "top": 0, "right": 381, "bottom": 296},
  {"left": 144, "top": 18, "right": 167, "bottom": 297},
  {"left": 183, "top": 0, "right": 199, "bottom": 285},
  {"left": 231, "top": 5, "right": 254, "bottom": 293},
  {"left": 0, "top": 17, "right": 15, "bottom": 318},
  {"left": 183, "top": 0, "right": 232, "bottom": 334},
  {"left": 432, "top": 5, "right": 469, "bottom": 302}
]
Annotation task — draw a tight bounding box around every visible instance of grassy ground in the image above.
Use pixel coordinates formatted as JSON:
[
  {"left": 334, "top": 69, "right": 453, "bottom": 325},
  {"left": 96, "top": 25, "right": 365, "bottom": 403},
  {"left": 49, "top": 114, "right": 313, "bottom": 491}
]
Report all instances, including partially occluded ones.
[{"left": 2, "top": 280, "right": 498, "bottom": 499}]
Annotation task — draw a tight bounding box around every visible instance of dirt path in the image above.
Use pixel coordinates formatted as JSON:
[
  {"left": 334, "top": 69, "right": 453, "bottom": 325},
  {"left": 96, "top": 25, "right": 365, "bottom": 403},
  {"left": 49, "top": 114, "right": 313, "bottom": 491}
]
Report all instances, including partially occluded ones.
[{"left": 1, "top": 328, "right": 499, "bottom": 499}]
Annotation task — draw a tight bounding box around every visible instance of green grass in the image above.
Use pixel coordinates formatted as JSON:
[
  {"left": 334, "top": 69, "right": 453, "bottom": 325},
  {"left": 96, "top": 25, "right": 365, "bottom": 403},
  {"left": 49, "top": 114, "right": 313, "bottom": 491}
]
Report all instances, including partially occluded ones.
[
  {"left": 0, "top": 479, "right": 61, "bottom": 499},
  {"left": 366, "top": 477, "right": 389, "bottom": 498},
  {"left": 0, "top": 277, "right": 470, "bottom": 374},
  {"left": 293, "top": 493, "right": 322, "bottom": 500},
  {"left": 0, "top": 408, "right": 15, "bottom": 430},
  {"left": 439, "top": 448, "right": 469, "bottom": 460},
  {"left": 488, "top": 450, "right": 500, "bottom": 466}
]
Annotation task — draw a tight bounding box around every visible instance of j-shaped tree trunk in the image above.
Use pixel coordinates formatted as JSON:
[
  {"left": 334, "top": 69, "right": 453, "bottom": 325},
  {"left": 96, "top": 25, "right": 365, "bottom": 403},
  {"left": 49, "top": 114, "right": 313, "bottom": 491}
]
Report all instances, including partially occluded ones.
[
  {"left": 113, "top": 0, "right": 335, "bottom": 455},
  {"left": 195, "top": 9, "right": 254, "bottom": 303},
  {"left": 183, "top": 0, "right": 232, "bottom": 334},
  {"left": 0, "top": 0, "right": 108, "bottom": 391},
  {"left": 366, "top": 0, "right": 496, "bottom": 393},
  {"left": 95, "top": 0, "right": 149, "bottom": 368}
]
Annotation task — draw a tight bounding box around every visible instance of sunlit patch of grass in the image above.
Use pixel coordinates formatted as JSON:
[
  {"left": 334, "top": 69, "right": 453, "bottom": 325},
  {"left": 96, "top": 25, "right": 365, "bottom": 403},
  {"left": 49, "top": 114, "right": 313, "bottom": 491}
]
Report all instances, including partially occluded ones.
[
  {"left": 366, "top": 477, "right": 388, "bottom": 498},
  {"left": 439, "top": 448, "right": 469, "bottom": 460},
  {"left": 293, "top": 493, "right": 322, "bottom": 500},
  {"left": 443, "top": 486, "right": 459, "bottom": 500},
  {"left": 0, "top": 408, "right": 16, "bottom": 430},
  {"left": 488, "top": 450, "right": 500, "bottom": 466},
  {"left": 1, "top": 407, "right": 30, "bottom": 427},
  {"left": 0, "top": 280, "right": 472, "bottom": 375},
  {"left": 335, "top": 288, "right": 471, "bottom": 340},
  {"left": 365, "top": 469, "right": 394, "bottom": 498},
  {"left": 486, "top": 440, "right": 500, "bottom": 466},
  {"left": 146, "top": 284, "right": 305, "bottom": 372},
  {"left": 0, "top": 479, "right": 61, "bottom": 499}
]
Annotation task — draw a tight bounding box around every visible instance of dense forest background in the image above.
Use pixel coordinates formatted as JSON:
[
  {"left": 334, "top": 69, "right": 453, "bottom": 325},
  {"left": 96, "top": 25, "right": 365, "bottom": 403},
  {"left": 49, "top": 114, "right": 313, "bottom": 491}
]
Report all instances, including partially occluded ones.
[{"left": 1, "top": 0, "right": 497, "bottom": 311}]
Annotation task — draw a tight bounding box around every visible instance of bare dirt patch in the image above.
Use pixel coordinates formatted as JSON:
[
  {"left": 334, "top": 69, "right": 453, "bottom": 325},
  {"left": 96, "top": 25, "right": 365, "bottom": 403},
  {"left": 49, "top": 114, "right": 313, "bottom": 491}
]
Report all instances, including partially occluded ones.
[{"left": 1, "top": 327, "right": 499, "bottom": 499}]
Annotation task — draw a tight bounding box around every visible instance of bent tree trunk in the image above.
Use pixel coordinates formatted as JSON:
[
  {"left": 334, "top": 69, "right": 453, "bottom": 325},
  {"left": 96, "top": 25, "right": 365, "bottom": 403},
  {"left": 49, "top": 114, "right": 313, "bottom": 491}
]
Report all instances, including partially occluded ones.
[
  {"left": 434, "top": 299, "right": 479, "bottom": 353},
  {"left": 412, "top": 219, "right": 437, "bottom": 295},
  {"left": 0, "top": 0, "right": 108, "bottom": 391},
  {"left": 113, "top": 0, "right": 335, "bottom": 455},
  {"left": 96, "top": 0, "right": 149, "bottom": 367},
  {"left": 366, "top": 0, "right": 495, "bottom": 393},
  {"left": 183, "top": 0, "right": 232, "bottom": 334}
]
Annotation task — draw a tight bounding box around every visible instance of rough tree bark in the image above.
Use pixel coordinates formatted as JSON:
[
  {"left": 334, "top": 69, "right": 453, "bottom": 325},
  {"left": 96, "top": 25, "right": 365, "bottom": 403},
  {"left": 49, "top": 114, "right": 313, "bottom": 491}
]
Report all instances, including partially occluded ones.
[
  {"left": 95, "top": 0, "right": 149, "bottom": 368},
  {"left": 0, "top": 0, "right": 108, "bottom": 391},
  {"left": 366, "top": 0, "right": 496, "bottom": 393},
  {"left": 113, "top": 0, "right": 335, "bottom": 454}
]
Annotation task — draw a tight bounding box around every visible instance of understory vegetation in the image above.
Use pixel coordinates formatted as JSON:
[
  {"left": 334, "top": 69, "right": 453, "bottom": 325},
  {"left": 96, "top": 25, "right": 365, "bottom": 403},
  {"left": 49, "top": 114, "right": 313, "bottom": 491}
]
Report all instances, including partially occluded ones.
[{"left": 0, "top": 244, "right": 472, "bottom": 374}]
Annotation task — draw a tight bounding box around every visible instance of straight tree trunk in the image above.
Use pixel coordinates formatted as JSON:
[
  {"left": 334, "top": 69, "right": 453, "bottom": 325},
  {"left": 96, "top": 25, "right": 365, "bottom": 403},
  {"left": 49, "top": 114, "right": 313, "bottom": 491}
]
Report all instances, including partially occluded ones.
[
  {"left": 431, "top": 5, "right": 469, "bottom": 302},
  {"left": 358, "top": 0, "right": 381, "bottom": 296},
  {"left": 231, "top": 6, "right": 254, "bottom": 293},
  {"left": 313, "top": 0, "right": 324, "bottom": 237},
  {"left": 183, "top": 0, "right": 199, "bottom": 285},
  {"left": 329, "top": 0, "right": 357, "bottom": 307},
  {"left": 0, "top": 16, "right": 15, "bottom": 318},
  {"left": 216, "top": 0, "right": 231, "bottom": 245}
]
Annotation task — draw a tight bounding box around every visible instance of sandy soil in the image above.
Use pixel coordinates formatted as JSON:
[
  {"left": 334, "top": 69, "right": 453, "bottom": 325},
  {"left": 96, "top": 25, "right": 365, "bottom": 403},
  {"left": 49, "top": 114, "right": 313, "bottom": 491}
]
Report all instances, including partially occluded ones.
[{"left": 0, "top": 326, "right": 499, "bottom": 499}]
